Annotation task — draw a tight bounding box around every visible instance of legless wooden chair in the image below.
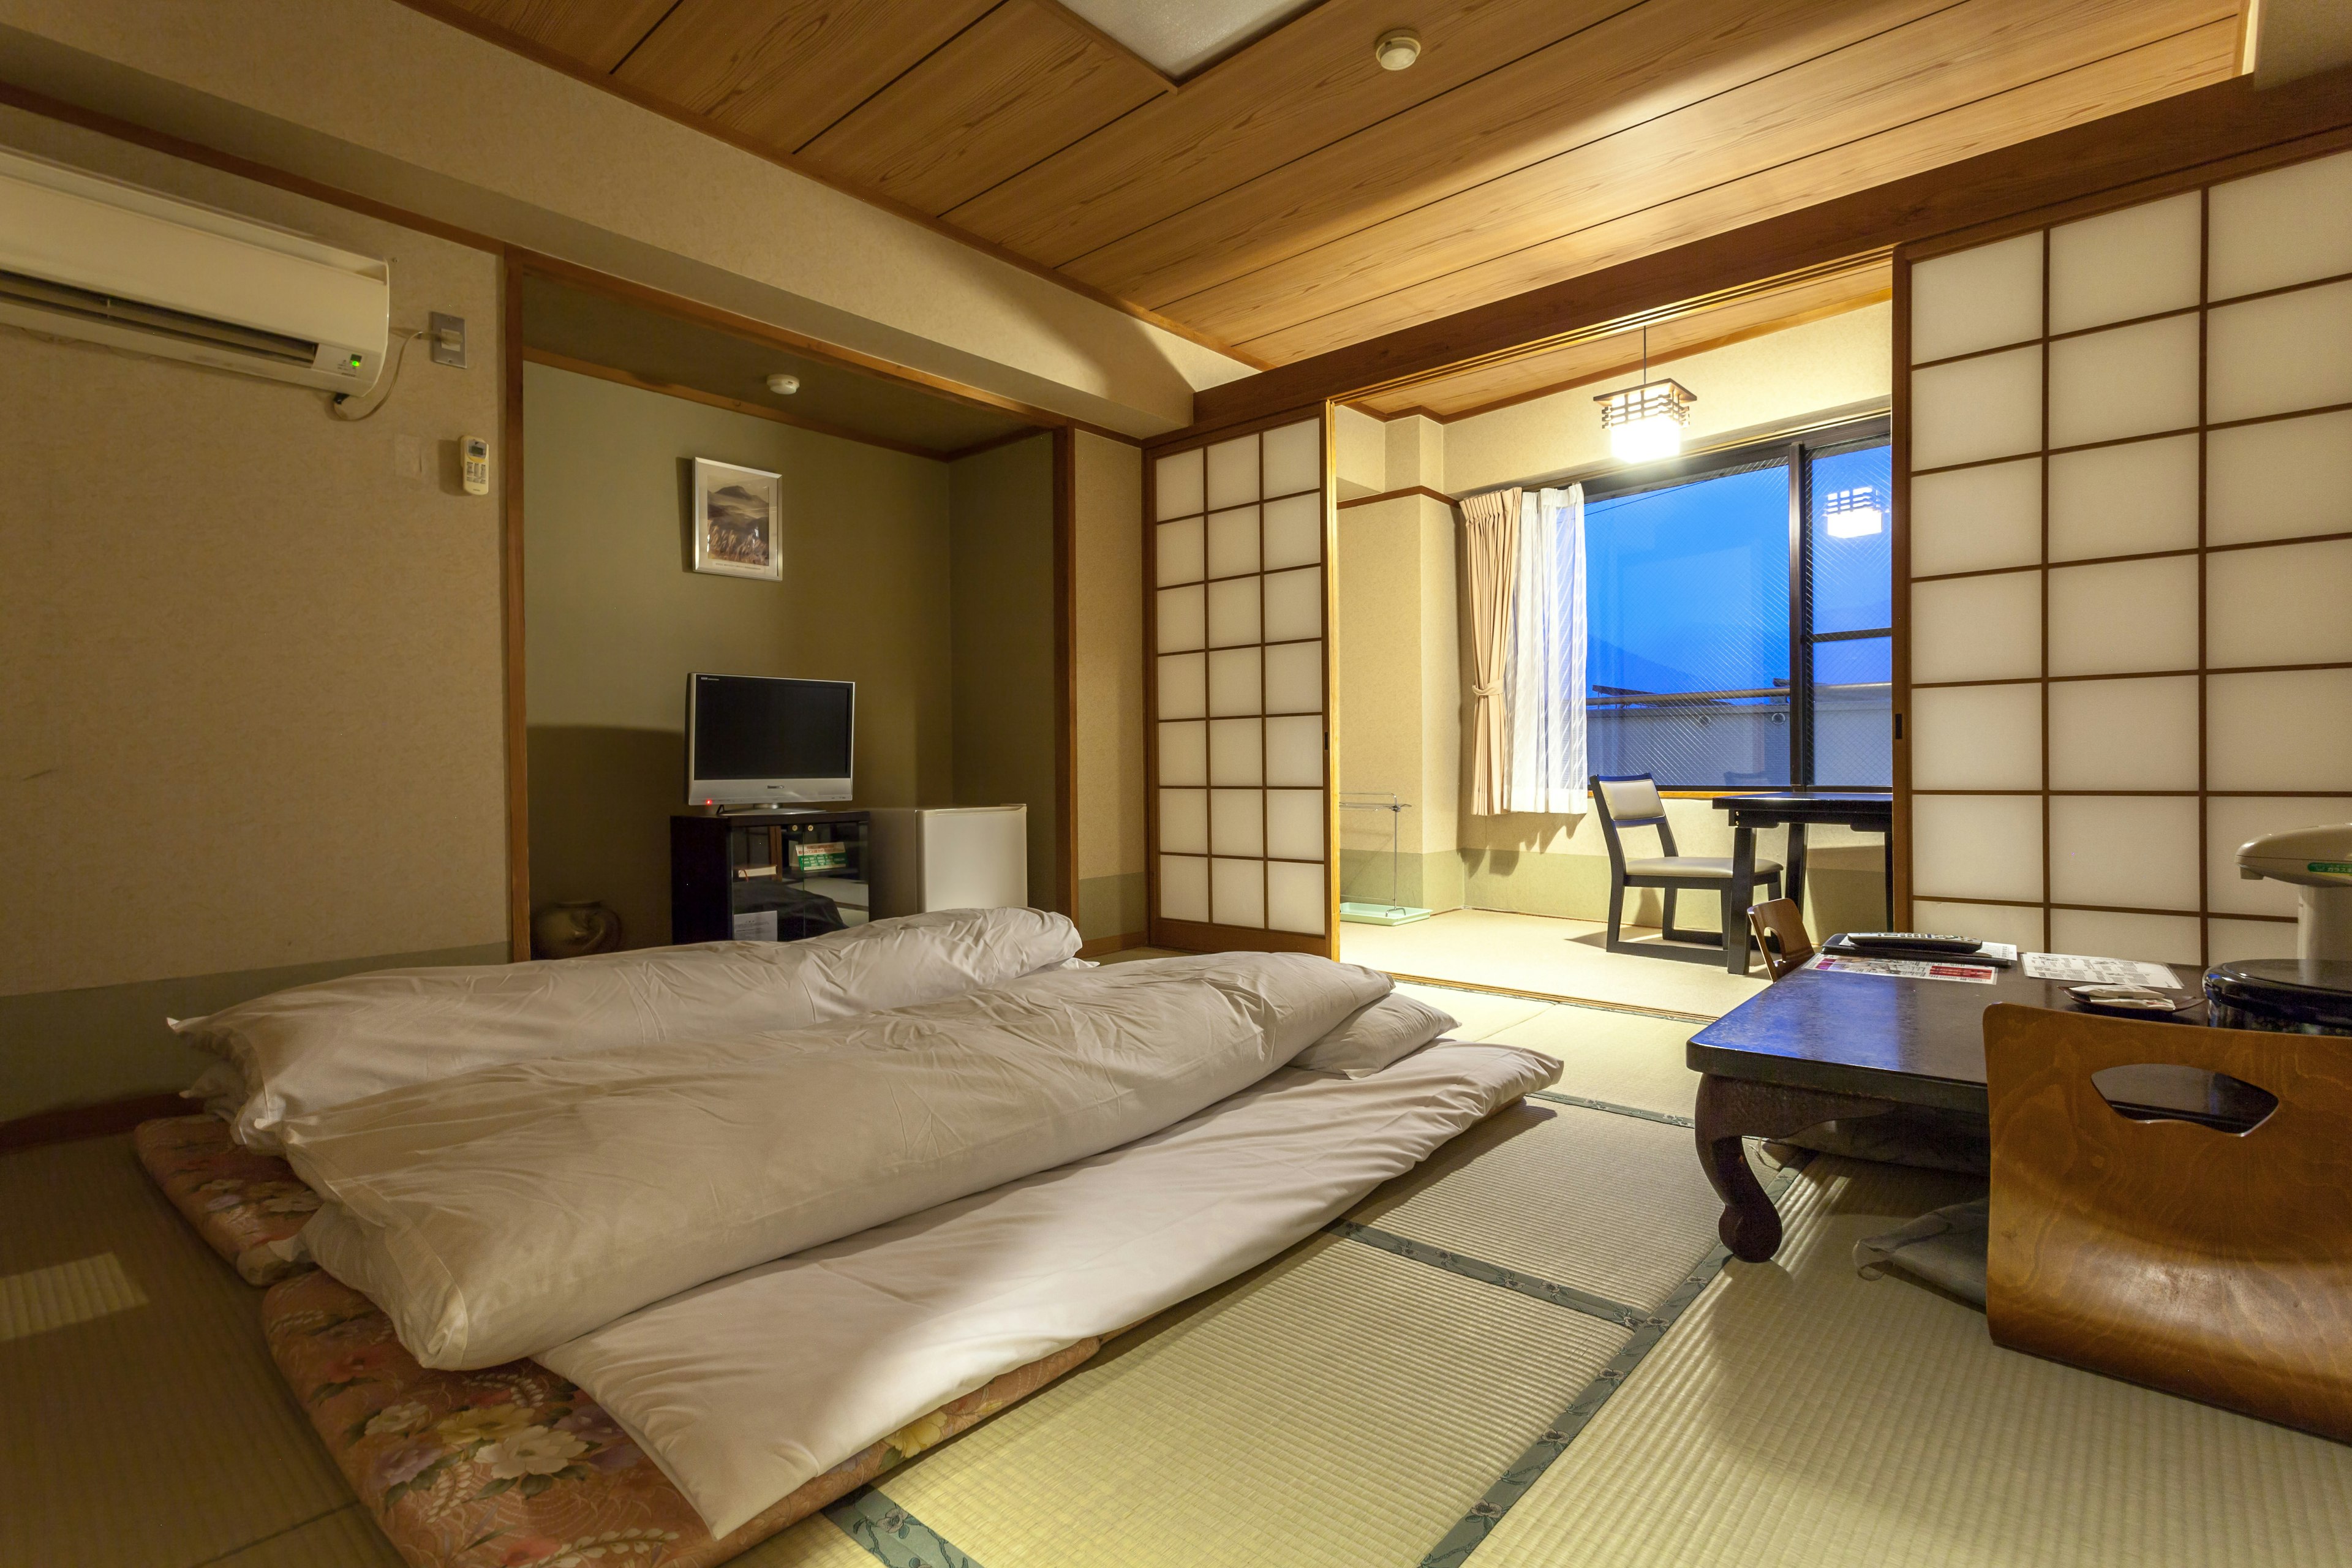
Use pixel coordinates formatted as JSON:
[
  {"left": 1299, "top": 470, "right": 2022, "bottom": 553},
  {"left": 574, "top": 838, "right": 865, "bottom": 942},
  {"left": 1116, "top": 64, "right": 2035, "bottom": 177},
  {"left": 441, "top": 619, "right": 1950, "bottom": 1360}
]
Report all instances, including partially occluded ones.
[
  {"left": 1984, "top": 1003, "right": 2352, "bottom": 1441},
  {"left": 1746, "top": 898, "right": 1814, "bottom": 980},
  {"left": 1592, "top": 774, "right": 1781, "bottom": 967}
]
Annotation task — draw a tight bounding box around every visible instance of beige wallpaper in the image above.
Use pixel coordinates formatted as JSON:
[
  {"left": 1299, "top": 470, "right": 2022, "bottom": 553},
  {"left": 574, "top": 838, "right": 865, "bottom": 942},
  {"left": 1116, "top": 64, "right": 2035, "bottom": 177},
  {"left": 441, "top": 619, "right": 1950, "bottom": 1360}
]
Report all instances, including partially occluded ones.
[
  {"left": 0, "top": 108, "right": 507, "bottom": 1001},
  {"left": 524, "top": 362, "right": 955, "bottom": 949}
]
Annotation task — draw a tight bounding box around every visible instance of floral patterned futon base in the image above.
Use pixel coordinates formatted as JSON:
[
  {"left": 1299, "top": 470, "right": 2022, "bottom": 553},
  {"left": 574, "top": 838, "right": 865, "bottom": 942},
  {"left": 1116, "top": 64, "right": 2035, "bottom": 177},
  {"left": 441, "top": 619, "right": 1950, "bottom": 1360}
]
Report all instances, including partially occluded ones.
[
  {"left": 263, "top": 1268, "right": 1101, "bottom": 1568},
  {"left": 133, "top": 1115, "right": 317, "bottom": 1284}
]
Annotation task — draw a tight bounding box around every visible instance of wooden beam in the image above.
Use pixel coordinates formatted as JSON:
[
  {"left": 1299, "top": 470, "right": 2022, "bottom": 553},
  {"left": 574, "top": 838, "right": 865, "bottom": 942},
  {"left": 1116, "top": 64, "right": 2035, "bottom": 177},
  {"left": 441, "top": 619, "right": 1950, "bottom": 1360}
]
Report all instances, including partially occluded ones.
[
  {"left": 394, "top": 0, "right": 1267, "bottom": 368},
  {"left": 1191, "top": 64, "right": 2352, "bottom": 432},
  {"left": 521, "top": 347, "right": 964, "bottom": 460}
]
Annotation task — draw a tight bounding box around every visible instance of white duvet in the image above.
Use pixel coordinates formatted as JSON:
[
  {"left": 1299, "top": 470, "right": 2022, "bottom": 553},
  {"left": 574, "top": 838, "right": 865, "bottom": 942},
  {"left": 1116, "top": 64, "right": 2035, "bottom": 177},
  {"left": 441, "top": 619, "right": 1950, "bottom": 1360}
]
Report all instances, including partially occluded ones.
[
  {"left": 288, "top": 952, "right": 1391, "bottom": 1369},
  {"left": 175, "top": 907, "right": 1080, "bottom": 1150},
  {"left": 544, "top": 1041, "right": 1559, "bottom": 1536}
]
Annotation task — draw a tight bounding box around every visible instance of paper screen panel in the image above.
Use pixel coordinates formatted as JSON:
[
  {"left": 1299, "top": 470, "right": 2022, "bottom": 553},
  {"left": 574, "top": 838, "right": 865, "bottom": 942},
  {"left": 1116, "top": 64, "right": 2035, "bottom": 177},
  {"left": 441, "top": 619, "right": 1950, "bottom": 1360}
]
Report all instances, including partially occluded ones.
[
  {"left": 1909, "top": 346, "right": 2043, "bottom": 470},
  {"left": 2048, "top": 192, "right": 2201, "bottom": 334},
  {"left": 1911, "top": 459, "right": 2040, "bottom": 576},
  {"left": 2045, "top": 556, "right": 2199, "bottom": 677},
  {"left": 2048, "top": 796, "right": 2201, "bottom": 911},
  {"left": 2049, "top": 910, "right": 2203, "bottom": 968},
  {"left": 1911, "top": 899, "right": 2047, "bottom": 952},
  {"left": 2046, "top": 677, "right": 2201, "bottom": 791},
  {"left": 2206, "top": 540, "right": 2352, "bottom": 668},
  {"left": 1910, "top": 573, "right": 2040, "bottom": 683},
  {"left": 2206, "top": 280, "right": 2352, "bottom": 424},
  {"left": 1909, "top": 231, "right": 2042, "bottom": 362},
  {"left": 2206, "top": 410, "right": 2352, "bottom": 545},
  {"left": 2207, "top": 148, "right": 2352, "bottom": 300},
  {"left": 2049, "top": 435, "right": 2199, "bottom": 560},
  {"left": 1901, "top": 157, "right": 2352, "bottom": 967},
  {"left": 2048, "top": 314, "right": 2200, "bottom": 449},
  {"left": 1148, "top": 416, "right": 1330, "bottom": 944}
]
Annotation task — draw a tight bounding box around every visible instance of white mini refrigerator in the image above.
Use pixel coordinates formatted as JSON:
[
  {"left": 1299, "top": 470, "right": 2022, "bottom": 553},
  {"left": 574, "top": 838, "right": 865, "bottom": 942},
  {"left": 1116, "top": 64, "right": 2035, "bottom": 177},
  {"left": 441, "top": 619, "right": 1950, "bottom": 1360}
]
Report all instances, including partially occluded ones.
[{"left": 869, "top": 805, "right": 1029, "bottom": 918}]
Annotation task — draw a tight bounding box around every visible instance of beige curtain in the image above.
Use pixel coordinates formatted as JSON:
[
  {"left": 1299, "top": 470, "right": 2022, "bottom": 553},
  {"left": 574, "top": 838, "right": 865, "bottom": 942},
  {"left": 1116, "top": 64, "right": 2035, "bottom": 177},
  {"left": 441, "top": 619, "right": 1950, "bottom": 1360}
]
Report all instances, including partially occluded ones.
[{"left": 1460, "top": 487, "right": 1521, "bottom": 816}]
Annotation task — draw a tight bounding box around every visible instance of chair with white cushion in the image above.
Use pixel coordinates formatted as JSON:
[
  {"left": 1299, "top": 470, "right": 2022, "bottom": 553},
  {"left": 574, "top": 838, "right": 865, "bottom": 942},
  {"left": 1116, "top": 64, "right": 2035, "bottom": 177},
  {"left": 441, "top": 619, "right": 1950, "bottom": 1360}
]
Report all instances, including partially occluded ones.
[{"left": 1592, "top": 774, "right": 1781, "bottom": 968}]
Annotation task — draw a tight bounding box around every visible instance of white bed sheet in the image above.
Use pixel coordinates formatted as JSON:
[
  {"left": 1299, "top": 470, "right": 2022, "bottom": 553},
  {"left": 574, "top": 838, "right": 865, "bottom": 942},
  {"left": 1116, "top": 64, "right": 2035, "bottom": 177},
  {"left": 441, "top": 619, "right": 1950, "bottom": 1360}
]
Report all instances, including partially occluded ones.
[
  {"left": 176, "top": 907, "right": 1080, "bottom": 1151},
  {"left": 541, "top": 1041, "right": 1561, "bottom": 1537},
  {"left": 292, "top": 952, "right": 1390, "bottom": 1368}
]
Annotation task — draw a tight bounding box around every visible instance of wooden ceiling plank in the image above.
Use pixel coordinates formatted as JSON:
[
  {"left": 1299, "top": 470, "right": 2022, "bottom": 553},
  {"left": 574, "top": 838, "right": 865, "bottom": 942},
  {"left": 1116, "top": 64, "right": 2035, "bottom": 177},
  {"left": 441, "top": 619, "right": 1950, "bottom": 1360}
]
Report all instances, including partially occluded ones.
[
  {"left": 948, "top": 0, "right": 1638, "bottom": 266},
  {"left": 436, "top": 0, "right": 683, "bottom": 72},
  {"left": 1067, "top": 0, "right": 1949, "bottom": 306},
  {"left": 1164, "top": 0, "right": 2231, "bottom": 347},
  {"left": 611, "top": 0, "right": 997, "bottom": 154},
  {"left": 1232, "top": 24, "right": 2239, "bottom": 385},
  {"left": 1231, "top": 21, "right": 2234, "bottom": 362},
  {"left": 799, "top": 4, "right": 1164, "bottom": 216},
  {"left": 1200, "top": 62, "right": 2352, "bottom": 429}
]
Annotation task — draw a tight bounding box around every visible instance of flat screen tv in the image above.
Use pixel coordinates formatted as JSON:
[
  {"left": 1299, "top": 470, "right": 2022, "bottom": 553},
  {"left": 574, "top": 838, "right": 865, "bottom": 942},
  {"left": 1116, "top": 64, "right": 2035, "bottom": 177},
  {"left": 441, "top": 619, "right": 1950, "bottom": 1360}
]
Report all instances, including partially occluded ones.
[{"left": 685, "top": 674, "right": 854, "bottom": 805}]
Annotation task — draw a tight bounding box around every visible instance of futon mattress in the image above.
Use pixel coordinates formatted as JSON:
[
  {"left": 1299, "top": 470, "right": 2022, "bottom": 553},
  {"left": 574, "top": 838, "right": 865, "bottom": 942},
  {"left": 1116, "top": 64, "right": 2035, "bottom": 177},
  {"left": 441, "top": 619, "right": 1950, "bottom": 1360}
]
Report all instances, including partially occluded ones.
[
  {"left": 263, "top": 1268, "right": 1097, "bottom": 1568},
  {"left": 132, "top": 1116, "right": 314, "bottom": 1286}
]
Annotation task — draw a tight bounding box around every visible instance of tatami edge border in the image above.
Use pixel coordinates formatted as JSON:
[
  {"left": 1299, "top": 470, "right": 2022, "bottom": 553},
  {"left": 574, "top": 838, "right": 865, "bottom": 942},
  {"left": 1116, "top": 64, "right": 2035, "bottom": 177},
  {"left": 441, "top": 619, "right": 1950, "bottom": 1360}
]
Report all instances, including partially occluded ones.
[
  {"left": 827, "top": 1486, "right": 984, "bottom": 1568},
  {"left": 1528, "top": 1088, "right": 1695, "bottom": 1128},
  {"left": 1415, "top": 1153, "right": 1811, "bottom": 1568}
]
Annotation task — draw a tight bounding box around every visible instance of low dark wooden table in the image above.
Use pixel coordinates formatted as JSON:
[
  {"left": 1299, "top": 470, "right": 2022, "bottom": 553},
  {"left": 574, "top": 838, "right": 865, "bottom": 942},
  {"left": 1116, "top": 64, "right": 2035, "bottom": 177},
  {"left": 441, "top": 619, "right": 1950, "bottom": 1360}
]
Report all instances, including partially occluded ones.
[
  {"left": 1712, "top": 792, "right": 1893, "bottom": 973},
  {"left": 1685, "top": 957, "right": 2240, "bottom": 1262}
]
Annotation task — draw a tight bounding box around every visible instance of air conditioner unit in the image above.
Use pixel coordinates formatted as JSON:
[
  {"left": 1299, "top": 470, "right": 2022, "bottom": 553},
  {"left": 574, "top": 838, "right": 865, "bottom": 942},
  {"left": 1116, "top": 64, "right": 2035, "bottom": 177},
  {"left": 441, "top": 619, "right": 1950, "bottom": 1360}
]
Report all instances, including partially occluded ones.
[{"left": 0, "top": 146, "right": 388, "bottom": 393}]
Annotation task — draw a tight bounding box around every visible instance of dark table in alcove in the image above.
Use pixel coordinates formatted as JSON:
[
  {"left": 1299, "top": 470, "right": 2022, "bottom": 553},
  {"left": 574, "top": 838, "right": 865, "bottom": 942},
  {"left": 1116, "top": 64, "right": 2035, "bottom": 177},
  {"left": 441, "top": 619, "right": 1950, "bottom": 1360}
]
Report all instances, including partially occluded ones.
[
  {"left": 1684, "top": 958, "right": 2247, "bottom": 1262},
  {"left": 1711, "top": 791, "right": 1893, "bottom": 973}
]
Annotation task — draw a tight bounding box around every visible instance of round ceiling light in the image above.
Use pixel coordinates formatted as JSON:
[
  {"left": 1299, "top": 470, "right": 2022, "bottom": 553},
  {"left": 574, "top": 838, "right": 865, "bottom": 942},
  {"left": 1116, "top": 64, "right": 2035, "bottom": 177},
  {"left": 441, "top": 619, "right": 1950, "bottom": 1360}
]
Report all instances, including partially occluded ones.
[
  {"left": 1375, "top": 29, "right": 1420, "bottom": 70},
  {"left": 766, "top": 373, "right": 801, "bottom": 395}
]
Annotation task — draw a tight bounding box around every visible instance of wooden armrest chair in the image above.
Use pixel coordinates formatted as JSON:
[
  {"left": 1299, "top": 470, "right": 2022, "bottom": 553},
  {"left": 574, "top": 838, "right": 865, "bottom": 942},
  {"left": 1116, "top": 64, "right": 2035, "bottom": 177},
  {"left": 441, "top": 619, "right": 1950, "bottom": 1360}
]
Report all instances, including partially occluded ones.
[
  {"left": 1984, "top": 1002, "right": 2352, "bottom": 1440},
  {"left": 1592, "top": 774, "right": 1781, "bottom": 967},
  {"left": 1746, "top": 898, "right": 1814, "bottom": 980}
]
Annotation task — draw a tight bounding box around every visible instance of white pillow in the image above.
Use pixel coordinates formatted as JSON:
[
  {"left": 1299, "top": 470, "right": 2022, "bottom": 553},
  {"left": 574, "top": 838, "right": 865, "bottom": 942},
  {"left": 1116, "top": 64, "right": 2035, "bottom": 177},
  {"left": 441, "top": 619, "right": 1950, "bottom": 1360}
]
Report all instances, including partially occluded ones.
[
  {"left": 1291, "top": 992, "right": 1458, "bottom": 1078},
  {"left": 171, "top": 907, "right": 1080, "bottom": 1152}
]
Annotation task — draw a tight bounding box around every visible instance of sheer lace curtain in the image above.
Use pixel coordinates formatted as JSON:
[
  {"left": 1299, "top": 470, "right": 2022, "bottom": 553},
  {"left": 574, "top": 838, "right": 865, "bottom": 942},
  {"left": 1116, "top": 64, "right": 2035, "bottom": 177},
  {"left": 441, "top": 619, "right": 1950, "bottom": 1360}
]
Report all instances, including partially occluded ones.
[{"left": 1505, "top": 485, "right": 1587, "bottom": 815}]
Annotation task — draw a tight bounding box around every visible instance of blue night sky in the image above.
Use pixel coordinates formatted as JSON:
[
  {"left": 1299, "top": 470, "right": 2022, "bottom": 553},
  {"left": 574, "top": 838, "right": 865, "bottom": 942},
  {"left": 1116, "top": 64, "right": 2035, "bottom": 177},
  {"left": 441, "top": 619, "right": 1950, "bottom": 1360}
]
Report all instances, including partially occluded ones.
[{"left": 1582, "top": 445, "right": 1891, "bottom": 695}]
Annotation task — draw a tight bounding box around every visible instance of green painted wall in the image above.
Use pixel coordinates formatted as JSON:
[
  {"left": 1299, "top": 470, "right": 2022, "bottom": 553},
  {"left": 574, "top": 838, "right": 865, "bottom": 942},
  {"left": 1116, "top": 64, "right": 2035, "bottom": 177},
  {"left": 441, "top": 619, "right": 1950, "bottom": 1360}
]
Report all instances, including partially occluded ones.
[
  {"left": 523, "top": 362, "right": 956, "bottom": 949},
  {"left": 948, "top": 435, "right": 1061, "bottom": 911}
]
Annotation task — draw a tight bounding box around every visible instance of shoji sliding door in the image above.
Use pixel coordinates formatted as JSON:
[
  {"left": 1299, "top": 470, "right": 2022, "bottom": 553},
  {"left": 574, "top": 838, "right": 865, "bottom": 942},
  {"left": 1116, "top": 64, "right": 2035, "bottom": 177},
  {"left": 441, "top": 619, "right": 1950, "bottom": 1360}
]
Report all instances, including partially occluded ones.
[
  {"left": 1147, "top": 413, "right": 1335, "bottom": 953},
  {"left": 1898, "top": 146, "right": 2352, "bottom": 967}
]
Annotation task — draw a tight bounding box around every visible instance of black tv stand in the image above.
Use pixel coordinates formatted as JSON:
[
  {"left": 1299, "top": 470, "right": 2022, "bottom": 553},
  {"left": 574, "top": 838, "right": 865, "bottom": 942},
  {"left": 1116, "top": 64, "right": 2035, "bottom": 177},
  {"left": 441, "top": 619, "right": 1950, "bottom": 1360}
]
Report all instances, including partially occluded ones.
[{"left": 671, "top": 809, "right": 871, "bottom": 944}]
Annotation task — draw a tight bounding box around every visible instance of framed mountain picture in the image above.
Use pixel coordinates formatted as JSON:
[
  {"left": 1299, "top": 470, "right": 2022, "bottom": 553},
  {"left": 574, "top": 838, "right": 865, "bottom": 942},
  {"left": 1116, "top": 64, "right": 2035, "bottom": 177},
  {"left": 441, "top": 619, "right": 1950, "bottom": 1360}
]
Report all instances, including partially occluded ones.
[{"left": 690, "top": 457, "right": 783, "bottom": 581}]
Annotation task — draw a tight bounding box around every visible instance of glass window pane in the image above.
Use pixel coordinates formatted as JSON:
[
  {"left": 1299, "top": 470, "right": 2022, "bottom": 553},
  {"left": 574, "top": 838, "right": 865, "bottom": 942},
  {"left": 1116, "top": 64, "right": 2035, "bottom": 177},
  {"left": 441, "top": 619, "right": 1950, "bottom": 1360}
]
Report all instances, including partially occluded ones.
[
  {"left": 1808, "top": 440, "right": 1894, "bottom": 786},
  {"left": 1812, "top": 635, "right": 1891, "bottom": 786},
  {"left": 1585, "top": 462, "right": 1792, "bottom": 788},
  {"left": 1809, "top": 443, "right": 1893, "bottom": 633}
]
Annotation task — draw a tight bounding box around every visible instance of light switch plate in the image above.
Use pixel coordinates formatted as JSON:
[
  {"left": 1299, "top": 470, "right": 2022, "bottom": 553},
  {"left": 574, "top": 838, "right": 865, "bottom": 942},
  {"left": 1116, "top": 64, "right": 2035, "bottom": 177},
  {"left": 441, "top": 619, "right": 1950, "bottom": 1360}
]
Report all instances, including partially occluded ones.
[{"left": 429, "top": 312, "right": 467, "bottom": 369}]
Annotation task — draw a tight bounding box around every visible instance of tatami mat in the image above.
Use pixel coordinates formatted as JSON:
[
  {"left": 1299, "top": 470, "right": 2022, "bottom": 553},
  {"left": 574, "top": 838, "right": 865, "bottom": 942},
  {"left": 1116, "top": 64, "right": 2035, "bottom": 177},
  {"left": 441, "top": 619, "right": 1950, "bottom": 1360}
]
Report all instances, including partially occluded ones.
[
  {"left": 203, "top": 1504, "right": 404, "bottom": 1567},
  {"left": 1479, "top": 1004, "right": 1705, "bottom": 1121},
  {"left": 1393, "top": 981, "right": 1553, "bottom": 1042},
  {"left": 0, "top": 1135, "right": 361, "bottom": 1568},
  {"left": 1472, "top": 1155, "right": 2352, "bottom": 1568},
  {"left": 874, "top": 1232, "right": 1629, "bottom": 1568},
  {"left": 1349, "top": 1102, "right": 1756, "bottom": 1314},
  {"left": 1343, "top": 909, "right": 1766, "bottom": 1017}
]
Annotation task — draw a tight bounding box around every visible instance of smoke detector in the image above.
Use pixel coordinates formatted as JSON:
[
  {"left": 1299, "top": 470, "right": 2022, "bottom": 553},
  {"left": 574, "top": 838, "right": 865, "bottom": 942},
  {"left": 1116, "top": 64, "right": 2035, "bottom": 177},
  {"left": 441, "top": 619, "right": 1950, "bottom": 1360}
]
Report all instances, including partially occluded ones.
[
  {"left": 1375, "top": 29, "right": 1420, "bottom": 70},
  {"left": 766, "top": 373, "right": 801, "bottom": 395}
]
